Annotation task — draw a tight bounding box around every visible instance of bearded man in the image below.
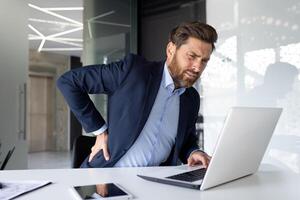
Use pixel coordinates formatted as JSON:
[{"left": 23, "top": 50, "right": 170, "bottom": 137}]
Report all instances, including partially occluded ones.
[{"left": 57, "top": 21, "right": 218, "bottom": 168}]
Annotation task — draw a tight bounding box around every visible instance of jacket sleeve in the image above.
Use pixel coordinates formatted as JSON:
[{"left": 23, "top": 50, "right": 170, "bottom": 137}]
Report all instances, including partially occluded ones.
[{"left": 56, "top": 54, "right": 134, "bottom": 133}]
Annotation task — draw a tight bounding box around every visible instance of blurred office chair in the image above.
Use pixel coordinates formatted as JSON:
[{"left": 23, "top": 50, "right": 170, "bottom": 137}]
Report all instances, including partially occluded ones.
[
  {"left": 0, "top": 146, "right": 15, "bottom": 170},
  {"left": 72, "top": 135, "right": 95, "bottom": 168},
  {"left": 195, "top": 114, "right": 204, "bottom": 150}
]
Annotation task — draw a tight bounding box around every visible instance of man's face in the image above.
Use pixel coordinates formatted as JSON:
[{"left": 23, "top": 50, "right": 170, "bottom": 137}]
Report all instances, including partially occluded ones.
[{"left": 166, "top": 37, "right": 213, "bottom": 88}]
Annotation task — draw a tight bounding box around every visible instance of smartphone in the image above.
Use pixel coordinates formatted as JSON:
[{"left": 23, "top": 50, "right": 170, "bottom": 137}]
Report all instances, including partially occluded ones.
[{"left": 70, "top": 183, "right": 133, "bottom": 200}]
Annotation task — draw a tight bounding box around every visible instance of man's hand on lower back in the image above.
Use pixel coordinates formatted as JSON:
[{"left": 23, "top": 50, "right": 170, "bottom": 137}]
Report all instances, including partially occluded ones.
[{"left": 88, "top": 131, "right": 110, "bottom": 162}]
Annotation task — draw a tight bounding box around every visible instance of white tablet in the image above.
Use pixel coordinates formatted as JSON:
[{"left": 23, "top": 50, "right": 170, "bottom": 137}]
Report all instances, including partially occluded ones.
[{"left": 70, "top": 183, "right": 133, "bottom": 200}]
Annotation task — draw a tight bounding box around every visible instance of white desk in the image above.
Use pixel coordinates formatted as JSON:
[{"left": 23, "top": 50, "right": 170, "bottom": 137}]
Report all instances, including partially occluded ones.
[{"left": 0, "top": 164, "right": 299, "bottom": 200}]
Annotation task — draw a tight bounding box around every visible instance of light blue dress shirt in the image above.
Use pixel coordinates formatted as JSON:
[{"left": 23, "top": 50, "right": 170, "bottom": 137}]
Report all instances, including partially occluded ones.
[{"left": 114, "top": 63, "right": 186, "bottom": 167}]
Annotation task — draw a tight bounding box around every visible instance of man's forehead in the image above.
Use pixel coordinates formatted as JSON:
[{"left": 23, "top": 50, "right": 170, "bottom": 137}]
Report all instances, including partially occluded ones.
[{"left": 181, "top": 39, "right": 212, "bottom": 56}]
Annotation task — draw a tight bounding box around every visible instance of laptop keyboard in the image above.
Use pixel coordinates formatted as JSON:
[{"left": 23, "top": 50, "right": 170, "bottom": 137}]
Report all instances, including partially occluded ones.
[{"left": 166, "top": 168, "right": 207, "bottom": 182}]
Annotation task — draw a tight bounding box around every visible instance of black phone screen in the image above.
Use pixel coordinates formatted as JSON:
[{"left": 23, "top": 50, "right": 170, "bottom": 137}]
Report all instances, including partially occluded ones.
[{"left": 74, "top": 183, "right": 128, "bottom": 199}]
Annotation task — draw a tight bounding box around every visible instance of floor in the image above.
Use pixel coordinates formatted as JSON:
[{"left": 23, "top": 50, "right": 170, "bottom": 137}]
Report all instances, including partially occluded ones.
[{"left": 28, "top": 151, "right": 72, "bottom": 169}]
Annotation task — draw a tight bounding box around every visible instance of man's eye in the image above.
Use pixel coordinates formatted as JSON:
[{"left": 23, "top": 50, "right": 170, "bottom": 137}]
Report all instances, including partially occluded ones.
[{"left": 188, "top": 54, "right": 195, "bottom": 59}]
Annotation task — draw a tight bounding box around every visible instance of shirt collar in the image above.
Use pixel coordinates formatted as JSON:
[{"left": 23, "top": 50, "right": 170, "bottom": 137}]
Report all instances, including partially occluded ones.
[{"left": 163, "top": 62, "right": 186, "bottom": 95}]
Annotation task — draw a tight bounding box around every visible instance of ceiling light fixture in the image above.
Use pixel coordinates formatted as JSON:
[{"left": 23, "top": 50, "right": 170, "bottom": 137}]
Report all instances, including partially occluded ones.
[
  {"left": 47, "top": 27, "right": 83, "bottom": 38},
  {"left": 46, "top": 38, "right": 82, "bottom": 47},
  {"left": 28, "top": 4, "right": 83, "bottom": 53},
  {"left": 88, "top": 10, "right": 115, "bottom": 21},
  {"left": 28, "top": 18, "right": 81, "bottom": 27},
  {"left": 87, "top": 10, "right": 115, "bottom": 38},
  {"left": 38, "top": 38, "right": 46, "bottom": 52},
  {"left": 41, "top": 48, "right": 82, "bottom": 51},
  {"left": 28, "top": 24, "right": 83, "bottom": 52},
  {"left": 92, "top": 20, "right": 130, "bottom": 27},
  {"left": 29, "top": 36, "right": 83, "bottom": 43},
  {"left": 28, "top": 36, "right": 43, "bottom": 40},
  {"left": 28, "top": 24, "right": 47, "bottom": 51},
  {"left": 28, "top": 3, "right": 82, "bottom": 26},
  {"left": 50, "top": 37, "right": 83, "bottom": 42},
  {"left": 28, "top": 24, "right": 44, "bottom": 38},
  {"left": 42, "top": 7, "right": 84, "bottom": 11}
]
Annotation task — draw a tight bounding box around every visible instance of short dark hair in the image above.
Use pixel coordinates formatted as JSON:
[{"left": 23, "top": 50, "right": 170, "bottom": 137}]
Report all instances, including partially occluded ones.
[{"left": 169, "top": 21, "right": 218, "bottom": 50}]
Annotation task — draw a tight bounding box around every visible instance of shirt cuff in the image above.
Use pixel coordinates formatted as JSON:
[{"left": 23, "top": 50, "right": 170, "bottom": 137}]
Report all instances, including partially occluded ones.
[{"left": 92, "top": 124, "right": 108, "bottom": 136}]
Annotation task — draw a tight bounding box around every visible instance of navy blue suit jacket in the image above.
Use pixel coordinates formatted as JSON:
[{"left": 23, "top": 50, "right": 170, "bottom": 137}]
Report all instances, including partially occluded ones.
[{"left": 57, "top": 54, "right": 200, "bottom": 168}]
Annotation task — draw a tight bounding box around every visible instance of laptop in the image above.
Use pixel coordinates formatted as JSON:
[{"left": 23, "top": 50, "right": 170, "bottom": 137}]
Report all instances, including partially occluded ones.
[{"left": 137, "top": 107, "right": 282, "bottom": 190}]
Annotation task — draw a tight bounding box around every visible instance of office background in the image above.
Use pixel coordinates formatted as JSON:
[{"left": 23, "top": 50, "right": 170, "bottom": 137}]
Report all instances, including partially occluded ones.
[{"left": 0, "top": 0, "right": 299, "bottom": 173}]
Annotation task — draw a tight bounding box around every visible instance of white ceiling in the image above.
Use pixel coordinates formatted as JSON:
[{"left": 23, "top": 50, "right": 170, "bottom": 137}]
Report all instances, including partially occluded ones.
[{"left": 28, "top": 0, "right": 83, "bottom": 57}]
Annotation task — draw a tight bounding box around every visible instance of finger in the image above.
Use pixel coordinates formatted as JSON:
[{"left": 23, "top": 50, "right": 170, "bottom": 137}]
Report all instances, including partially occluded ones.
[
  {"left": 187, "top": 157, "right": 193, "bottom": 166},
  {"left": 189, "top": 156, "right": 202, "bottom": 167},
  {"left": 88, "top": 145, "right": 101, "bottom": 162},
  {"left": 88, "top": 155, "right": 92, "bottom": 162},
  {"left": 194, "top": 154, "right": 208, "bottom": 168},
  {"left": 200, "top": 156, "right": 209, "bottom": 168},
  {"left": 207, "top": 156, "right": 211, "bottom": 165},
  {"left": 207, "top": 155, "right": 212, "bottom": 162},
  {"left": 88, "top": 150, "right": 96, "bottom": 162},
  {"left": 190, "top": 160, "right": 197, "bottom": 167},
  {"left": 205, "top": 155, "right": 212, "bottom": 166},
  {"left": 102, "top": 142, "right": 110, "bottom": 161}
]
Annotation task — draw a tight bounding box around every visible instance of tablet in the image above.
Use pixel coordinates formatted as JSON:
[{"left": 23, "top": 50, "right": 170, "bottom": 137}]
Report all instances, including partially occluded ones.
[{"left": 70, "top": 183, "right": 133, "bottom": 200}]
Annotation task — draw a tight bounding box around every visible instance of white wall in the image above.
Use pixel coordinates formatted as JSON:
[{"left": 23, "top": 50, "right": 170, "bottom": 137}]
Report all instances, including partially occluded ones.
[
  {"left": 0, "top": 0, "right": 28, "bottom": 169},
  {"left": 204, "top": 0, "right": 300, "bottom": 172}
]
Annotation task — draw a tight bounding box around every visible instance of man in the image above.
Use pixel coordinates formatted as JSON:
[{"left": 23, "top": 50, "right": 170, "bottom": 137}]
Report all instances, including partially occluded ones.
[{"left": 57, "top": 21, "right": 218, "bottom": 168}]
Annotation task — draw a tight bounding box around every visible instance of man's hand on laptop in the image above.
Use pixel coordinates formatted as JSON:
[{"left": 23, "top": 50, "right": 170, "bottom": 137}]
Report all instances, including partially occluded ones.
[
  {"left": 187, "top": 151, "right": 211, "bottom": 168},
  {"left": 89, "top": 131, "right": 110, "bottom": 162}
]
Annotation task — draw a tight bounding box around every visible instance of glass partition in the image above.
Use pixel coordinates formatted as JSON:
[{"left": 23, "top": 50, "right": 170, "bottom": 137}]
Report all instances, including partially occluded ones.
[{"left": 82, "top": 0, "right": 137, "bottom": 122}]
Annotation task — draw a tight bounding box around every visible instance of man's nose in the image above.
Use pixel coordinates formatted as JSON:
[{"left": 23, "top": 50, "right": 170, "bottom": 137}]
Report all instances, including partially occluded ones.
[{"left": 192, "top": 62, "right": 202, "bottom": 73}]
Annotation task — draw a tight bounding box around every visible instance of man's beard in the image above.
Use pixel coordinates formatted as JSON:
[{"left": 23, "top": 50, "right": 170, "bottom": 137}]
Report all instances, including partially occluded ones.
[{"left": 168, "top": 54, "right": 199, "bottom": 88}]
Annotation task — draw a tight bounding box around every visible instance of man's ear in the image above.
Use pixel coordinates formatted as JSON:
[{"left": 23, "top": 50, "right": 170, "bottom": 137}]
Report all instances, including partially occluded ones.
[{"left": 166, "top": 42, "right": 176, "bottom": 58}]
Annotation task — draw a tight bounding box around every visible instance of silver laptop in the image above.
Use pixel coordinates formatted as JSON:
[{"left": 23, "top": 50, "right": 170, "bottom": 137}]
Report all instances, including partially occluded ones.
[{"left": 137, "top": 107, "right": 282, "bottom": 190}]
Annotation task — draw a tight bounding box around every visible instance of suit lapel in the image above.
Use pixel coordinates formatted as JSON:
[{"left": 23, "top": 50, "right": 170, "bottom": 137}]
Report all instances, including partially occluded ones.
[{"left": 135, "top": 61, "right": 164, "bottom": 141}]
